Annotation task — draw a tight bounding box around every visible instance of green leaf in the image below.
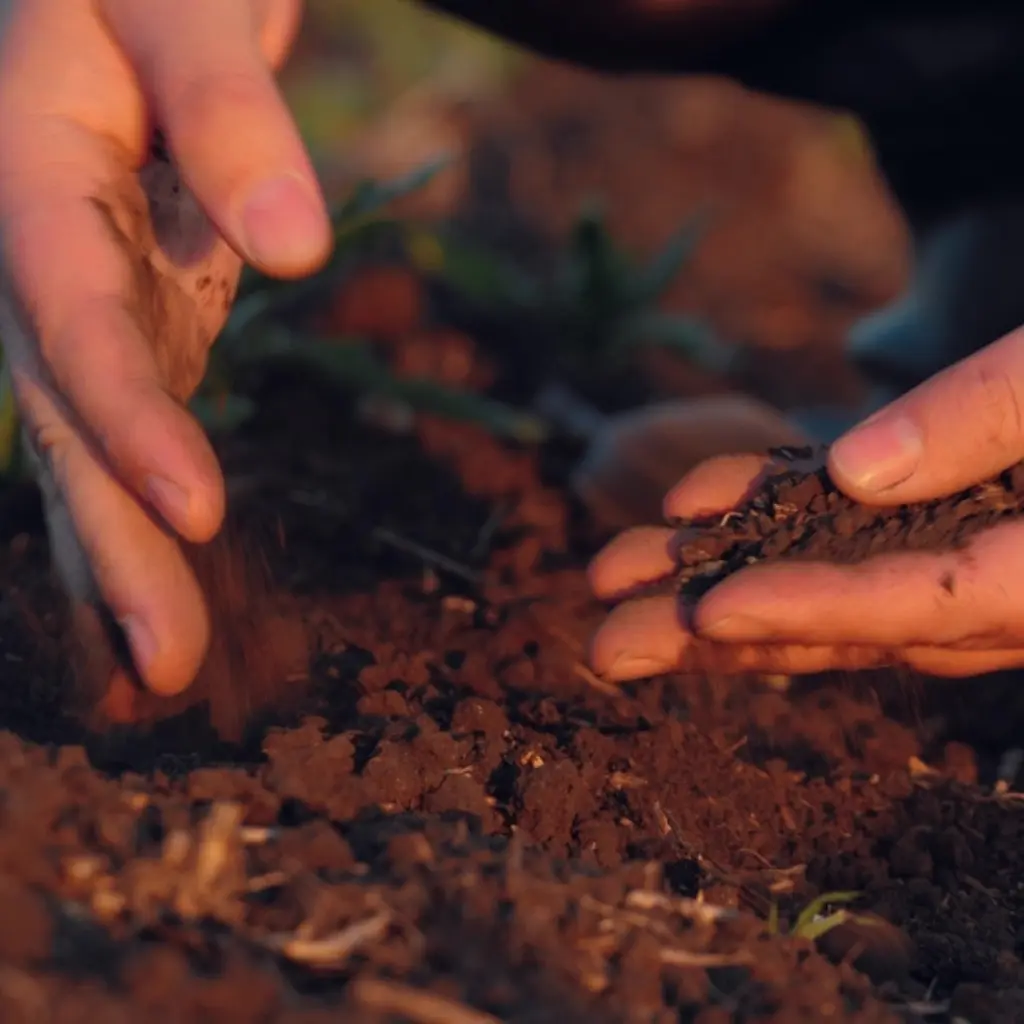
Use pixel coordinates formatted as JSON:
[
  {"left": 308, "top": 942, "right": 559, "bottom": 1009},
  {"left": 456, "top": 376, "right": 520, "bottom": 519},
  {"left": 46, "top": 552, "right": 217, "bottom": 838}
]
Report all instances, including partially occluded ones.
[
  {"left": 331, "top": 155, "right": 452, "bottom": 235},
  {"left": 427, "top": 231, "right": 540, "bottom": 309},
  {"left": 791, "top": 891, "right": 862, "bottom": 938},
  {"left": 797, "top": 909, "right": 851, "bottom": 942},
  {"left": 615, "top": 310, "right": 733, "bottom": 371},
  {"left": 563, "top": 202, "right": 630, "bottom": 315},
  {"left": 235, "top": 332, "right": 549, "bottom": 444},
  {"left": 628, "top": 208, "right": 711, "bottom": 310}
]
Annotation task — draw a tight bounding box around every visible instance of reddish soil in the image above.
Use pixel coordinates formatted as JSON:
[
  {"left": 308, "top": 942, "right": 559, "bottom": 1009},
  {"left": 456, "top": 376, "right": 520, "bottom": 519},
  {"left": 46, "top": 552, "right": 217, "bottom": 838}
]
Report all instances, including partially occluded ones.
[{"left": 0, "top": 353, "right": 1022, "bottom": 1021}]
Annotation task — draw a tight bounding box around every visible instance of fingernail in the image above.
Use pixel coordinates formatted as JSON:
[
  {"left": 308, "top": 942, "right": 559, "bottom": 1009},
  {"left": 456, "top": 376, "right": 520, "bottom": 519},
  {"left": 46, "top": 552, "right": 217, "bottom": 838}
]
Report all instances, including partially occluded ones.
[
  {"left": 145, "top": 475, "right": 190, "bottom": 527},
  {"left": 606, "top": 655, "right": 669, "bottom": 681},
  {"left": 119, "top": 614, "right": 158, "bottom": 672},
  {"left": 830, "top": 414, "right": 923, "bottom": 493},
  {"left": 237, "top": 172, "right": 328, "bottom": 271},
  {"left": 698, "top": 614, "right": 767, "bottom": 641}
]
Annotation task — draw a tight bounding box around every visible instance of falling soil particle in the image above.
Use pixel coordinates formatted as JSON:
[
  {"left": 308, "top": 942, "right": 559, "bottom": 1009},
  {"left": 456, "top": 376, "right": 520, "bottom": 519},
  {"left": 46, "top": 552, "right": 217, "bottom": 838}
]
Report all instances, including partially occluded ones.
[{"left": 75, "top": 529, "right": 314, "bottom": 745}]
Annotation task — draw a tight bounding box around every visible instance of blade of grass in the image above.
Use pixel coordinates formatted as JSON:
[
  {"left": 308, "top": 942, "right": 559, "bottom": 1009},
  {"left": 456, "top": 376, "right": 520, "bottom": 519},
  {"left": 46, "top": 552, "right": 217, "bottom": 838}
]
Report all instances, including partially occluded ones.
[
  {"left": 628, "top": 208, "right": 712, "bottom": 310},
  {"left": 236, "top": 331, "right": 549, "bottom": 443},
  {"left": 791, "top": 891, "right": 861, "bottom": 938}
]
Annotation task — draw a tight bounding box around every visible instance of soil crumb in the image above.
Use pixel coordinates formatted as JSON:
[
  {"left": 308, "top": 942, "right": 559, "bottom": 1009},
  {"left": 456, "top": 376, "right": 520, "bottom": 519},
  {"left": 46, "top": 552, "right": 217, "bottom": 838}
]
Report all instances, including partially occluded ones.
[{"left": 673, "top": 444, "right": 1024, "bottom": 599}]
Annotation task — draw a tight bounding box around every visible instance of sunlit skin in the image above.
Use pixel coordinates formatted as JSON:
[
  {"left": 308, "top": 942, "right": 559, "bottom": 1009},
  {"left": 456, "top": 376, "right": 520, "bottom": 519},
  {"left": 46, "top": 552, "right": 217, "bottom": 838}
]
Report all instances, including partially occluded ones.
[
  {"left": 0, "top": 0, "right": 331, "bottom": 696},
  {"left": 1, "top": 0, "right": 1024, "bottom": 701},
  {"left": 589, "top": 327, "right": 1024, "bottom": 680}
]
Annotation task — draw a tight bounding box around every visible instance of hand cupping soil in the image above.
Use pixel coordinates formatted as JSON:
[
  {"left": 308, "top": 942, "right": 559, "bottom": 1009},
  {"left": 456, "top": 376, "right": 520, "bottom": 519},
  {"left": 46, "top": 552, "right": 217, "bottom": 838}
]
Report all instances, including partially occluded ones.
[{"left": 672, "top": 444, "right": 1024, "bottom": 600}]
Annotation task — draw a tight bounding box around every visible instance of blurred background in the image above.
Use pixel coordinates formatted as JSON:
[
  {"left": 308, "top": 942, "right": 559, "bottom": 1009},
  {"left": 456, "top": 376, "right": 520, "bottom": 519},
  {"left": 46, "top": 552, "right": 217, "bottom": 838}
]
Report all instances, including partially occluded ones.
[
  {"left": 281, "top": 0, "right": 910, "bottom": 410},
  {"left": 238, "top": 0, "right": 922, "bottom": 529}
]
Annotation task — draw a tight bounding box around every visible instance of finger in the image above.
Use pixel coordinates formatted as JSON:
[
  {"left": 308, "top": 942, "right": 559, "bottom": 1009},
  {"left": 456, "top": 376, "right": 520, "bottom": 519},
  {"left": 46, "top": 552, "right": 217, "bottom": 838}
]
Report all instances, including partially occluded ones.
[
  {"left": 903, "top": 646, "right": 1024, "bottom": 678},
  {"left": 254, "top": 0, "right": 304, "bottom": 69},
  {"left": 100, "top": 0, "right": 331, "bottom": 277},
  {"left": 588, "top": 526, "right": 677, "bottom": 600},
  {"left": 20, "top": 376, "right": 209, "bottom": 695},
  {"left": 587, "top": 594, "right": 895, "bottom": 680},
  {"left": 829, "top": 326, "right": 1024, "bottom": 502},
  {"left": 1, "top": 169, "right": 225, "bottom": 541},
  {"left": 693, "top": 520, "right": 1024, "bottom": 648},
  {"left": 663, "top": 453, "right": 771, "bottom": 520},
  {"left": 588, "top": 595, "right": 691, "bottom": 680}
]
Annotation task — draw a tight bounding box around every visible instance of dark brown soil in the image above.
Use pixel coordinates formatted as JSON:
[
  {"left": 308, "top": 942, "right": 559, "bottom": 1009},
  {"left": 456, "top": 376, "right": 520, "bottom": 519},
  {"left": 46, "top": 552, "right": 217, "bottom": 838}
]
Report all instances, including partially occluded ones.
[
  {"left": 0, "top": 364, "right": 1023, "bottom": 1021},
  {"left": 673, "top": 445, "right": 1024, "bottom": 600}
]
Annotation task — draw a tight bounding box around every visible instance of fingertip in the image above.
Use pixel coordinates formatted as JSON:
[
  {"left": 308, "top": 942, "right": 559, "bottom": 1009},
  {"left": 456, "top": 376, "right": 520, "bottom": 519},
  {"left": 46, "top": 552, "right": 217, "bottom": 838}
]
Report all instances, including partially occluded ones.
[
  {"left": 587, "top": 526, "right": 676, "bottom": 599},
  {"left": 588, "top": 595, "right": 690, "bottom": 680},
  {"left": 663, "top": 453, "right": 770, "bottom": 520},
  {"left": 126, "top": 590, "right": 210, "bottom": 697},
  {"left": 234, "top": 170, "right": 332, "bottom": 278}
]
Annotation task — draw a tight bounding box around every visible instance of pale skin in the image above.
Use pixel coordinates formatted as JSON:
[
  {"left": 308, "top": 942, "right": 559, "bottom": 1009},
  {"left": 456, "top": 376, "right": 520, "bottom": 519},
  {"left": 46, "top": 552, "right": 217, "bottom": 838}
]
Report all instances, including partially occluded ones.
[{"left": 1, "top": 0, "right": 1023, "bottom": 700}]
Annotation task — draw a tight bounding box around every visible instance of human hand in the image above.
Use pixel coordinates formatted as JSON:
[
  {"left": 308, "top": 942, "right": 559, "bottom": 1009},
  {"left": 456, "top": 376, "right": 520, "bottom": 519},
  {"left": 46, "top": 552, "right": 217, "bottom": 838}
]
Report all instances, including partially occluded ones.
[
  {"left": 588, "top": 326, "right": 1024, "bottom": 681},
  {"left": 0, "top": 0, "right": 331, "bottom": 697}
]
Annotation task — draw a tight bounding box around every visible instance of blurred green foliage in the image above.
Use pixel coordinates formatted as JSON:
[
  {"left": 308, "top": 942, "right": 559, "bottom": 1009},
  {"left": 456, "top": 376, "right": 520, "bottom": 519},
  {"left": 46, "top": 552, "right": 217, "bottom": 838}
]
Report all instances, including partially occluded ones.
[
  {"left": 768, "top": 891, "right": 879, "bottom": 942},
  {"left": 283, "top": 0, "right": 524, "bottom": 167}
]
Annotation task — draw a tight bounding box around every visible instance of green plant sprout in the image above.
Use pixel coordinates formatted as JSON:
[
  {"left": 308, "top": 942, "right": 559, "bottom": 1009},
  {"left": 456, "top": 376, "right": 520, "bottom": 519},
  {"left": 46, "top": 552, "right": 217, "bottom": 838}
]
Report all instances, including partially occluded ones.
[
  {"left": 206, "top": 155, "right": 549, "bottom": 443},
  {"left": 768, "top": 890, "right": 881, "bottom": 942},
  {"left": 428, "top": 199, "right": 734, "bottom": 375},
  {"left": 0, "top": 154, "right": 720, "bottom": 477}
]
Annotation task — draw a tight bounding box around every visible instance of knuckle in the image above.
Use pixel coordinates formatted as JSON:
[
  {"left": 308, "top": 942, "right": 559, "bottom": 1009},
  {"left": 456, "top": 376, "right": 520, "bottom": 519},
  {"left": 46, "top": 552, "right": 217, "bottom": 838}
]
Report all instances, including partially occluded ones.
[
  {"left": 963, "top": 359, "right": 1024, "bottom": 447},
  {"left": 163, "top": 68, "right": 274, "bottom": 136}
]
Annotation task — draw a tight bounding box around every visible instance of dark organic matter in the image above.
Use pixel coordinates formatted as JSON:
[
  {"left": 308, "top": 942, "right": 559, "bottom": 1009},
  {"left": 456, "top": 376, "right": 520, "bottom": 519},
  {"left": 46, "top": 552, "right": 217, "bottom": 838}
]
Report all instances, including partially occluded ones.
[{"left": 673, "top": 444, "right": 1024, "bottom": 599}]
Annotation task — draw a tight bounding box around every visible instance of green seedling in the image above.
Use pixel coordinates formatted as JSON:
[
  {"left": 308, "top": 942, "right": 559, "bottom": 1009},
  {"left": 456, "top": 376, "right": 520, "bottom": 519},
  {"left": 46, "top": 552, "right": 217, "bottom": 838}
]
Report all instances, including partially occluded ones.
[
  {"left": 228, "top": 156, "right": 451, "bottom": 335},
  {"left": 228, "top": 328, "right": 546, "bottom": 444},
  {"left": 201, "top": 155, "right": 548, "bottom": 443},
  {"left": 768, "top": 890, "right": 880, "bottom": 943},
  {"left": 429, "top": 200, "right": 735, "bottom": 375}
]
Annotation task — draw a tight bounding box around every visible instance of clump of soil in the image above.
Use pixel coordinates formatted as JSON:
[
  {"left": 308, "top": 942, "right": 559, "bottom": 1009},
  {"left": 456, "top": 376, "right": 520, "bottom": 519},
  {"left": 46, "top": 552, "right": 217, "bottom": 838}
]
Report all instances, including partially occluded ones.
[{"left": 673, "top": 444, "right": 1024, "bottom": 599}]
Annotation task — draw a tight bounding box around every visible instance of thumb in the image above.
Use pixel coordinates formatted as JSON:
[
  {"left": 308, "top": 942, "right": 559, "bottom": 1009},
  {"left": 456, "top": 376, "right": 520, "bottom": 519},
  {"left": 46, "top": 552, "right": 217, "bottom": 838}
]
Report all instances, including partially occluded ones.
[{"left": 828, "top": 326, "right": 1024, "bottom": 502}]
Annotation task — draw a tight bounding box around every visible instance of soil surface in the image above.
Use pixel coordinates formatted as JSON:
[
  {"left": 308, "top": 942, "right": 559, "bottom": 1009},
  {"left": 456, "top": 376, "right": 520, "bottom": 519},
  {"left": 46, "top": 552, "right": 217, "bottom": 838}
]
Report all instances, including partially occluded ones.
[
  {"left": 673, "top": 445, "right": 1024, "bottom": 600},
  {"left": 0, "top": 352, "right": 1023, "bottom": 1021}
]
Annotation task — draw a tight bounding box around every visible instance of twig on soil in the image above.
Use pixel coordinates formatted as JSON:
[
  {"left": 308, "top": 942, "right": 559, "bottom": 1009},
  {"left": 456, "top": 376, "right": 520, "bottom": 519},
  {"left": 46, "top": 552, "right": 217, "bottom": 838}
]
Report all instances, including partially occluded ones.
[
  {"left": 891, "top": 1000, "right": 950, "bottom": 1018},
  {"left": 247, "top": 871, "right": 290, "bottom": 893},
  {"left": 350, "top": 978, "right": 502, "bottom": 1024},
  {"left": 194, "top": 802, "right": 244, "bottom": 893},
  {"left": 658, "top": 948, "right": 754, "bottom": 968},
  {"left": 470, "top": 501, "right": 509, "bottom": 559},
  {"left": 624, "top": 889, "right": 738, "bottom": 925},
  {"left": 371, "top": 527, "right": 482, "bottom": 584},
  {"left": 239, "top": 826, "right": 278, "bottom": 844},
  {"left": 262, "top": 910, "right": 392, "bottom": 968}
]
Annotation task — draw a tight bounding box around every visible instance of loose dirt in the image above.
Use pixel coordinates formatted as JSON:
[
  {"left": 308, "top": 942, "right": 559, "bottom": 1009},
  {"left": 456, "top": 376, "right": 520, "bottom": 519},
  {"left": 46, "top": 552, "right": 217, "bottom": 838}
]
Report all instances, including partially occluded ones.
[
  {"left": 673, "top": 445, "right": 1024, "bottom": 600},
  {"left": 0, "top": 364, "right": 1022, "bottom": 1021}
]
